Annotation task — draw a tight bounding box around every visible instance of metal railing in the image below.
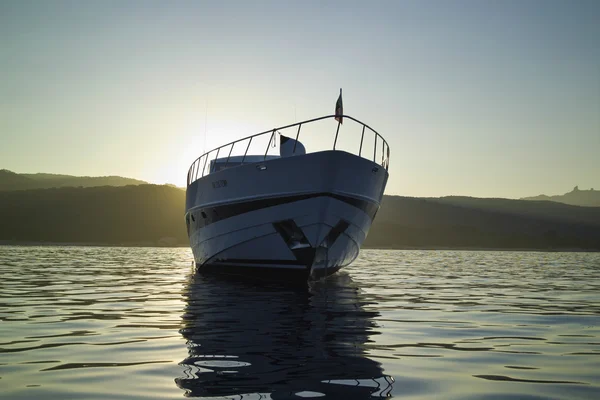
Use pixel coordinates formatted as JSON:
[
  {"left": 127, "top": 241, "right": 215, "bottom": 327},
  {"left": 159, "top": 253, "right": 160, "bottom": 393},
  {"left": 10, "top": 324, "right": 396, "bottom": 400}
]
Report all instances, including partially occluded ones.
[{"left": 187, "top": 114, "right": 390, "bottom": 186}]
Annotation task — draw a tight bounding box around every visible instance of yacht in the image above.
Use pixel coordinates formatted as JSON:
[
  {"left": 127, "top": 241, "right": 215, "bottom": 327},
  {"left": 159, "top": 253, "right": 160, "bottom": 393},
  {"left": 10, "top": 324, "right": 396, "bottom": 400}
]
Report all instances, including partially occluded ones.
[{"left": 185, "top": 113, "right": 390, "bottom": 280}]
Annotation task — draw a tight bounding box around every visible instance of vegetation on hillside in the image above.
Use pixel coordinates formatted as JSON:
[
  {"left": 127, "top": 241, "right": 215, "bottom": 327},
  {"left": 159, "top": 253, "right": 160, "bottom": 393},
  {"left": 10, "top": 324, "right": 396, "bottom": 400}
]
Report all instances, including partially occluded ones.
[
  {"left": 0, "top": 169, "right": 147, "bottom": 191},
  {"left": 1, "top": 185, "right": 599, "bottom": 250},
  {"left": 364, "top": 196, "right": 600, "bottom": 250},
  {"left": 428, "top": 196, "right": 600, "bottom": 226},
  {"left": 521, "top": 186, "right": 600, "bottom": 207},
  {"left": 0, "top": 185, "right": 187, "bottom": 246}
]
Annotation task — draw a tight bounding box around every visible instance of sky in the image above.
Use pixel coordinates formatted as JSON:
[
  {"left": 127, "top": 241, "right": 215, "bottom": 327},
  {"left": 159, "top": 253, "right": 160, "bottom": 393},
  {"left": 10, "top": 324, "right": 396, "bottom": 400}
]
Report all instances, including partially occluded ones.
[{"left": 1, "top": 0, "right": 598, "bottom": 198}]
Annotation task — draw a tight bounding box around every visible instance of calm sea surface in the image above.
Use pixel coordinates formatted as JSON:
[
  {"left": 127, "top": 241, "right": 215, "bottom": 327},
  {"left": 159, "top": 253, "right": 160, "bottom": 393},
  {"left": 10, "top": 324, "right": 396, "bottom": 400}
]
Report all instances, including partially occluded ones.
[{"left": 1, "top": 247, "right": 599, "bottom": 399}]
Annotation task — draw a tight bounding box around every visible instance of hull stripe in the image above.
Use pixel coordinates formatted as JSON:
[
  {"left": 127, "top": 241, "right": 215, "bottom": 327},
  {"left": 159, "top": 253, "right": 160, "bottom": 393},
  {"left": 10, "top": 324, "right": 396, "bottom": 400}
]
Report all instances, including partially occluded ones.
[{"left": 187, "top": 192, "right": 378, "bottom": 229}]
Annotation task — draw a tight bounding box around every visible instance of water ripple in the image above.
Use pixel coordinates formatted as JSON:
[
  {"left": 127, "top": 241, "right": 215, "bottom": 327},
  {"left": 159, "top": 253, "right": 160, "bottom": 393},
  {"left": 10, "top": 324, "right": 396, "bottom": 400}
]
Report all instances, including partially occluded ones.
[{"left": 1, "top": 247, "right": 599, "bottom": 399}]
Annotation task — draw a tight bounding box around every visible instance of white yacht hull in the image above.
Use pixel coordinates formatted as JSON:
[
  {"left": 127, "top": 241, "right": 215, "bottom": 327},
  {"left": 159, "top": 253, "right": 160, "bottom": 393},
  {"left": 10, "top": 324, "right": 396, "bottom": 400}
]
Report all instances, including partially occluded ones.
[{"left": 185, "top": 150, "right": 388, "bottom": 280}]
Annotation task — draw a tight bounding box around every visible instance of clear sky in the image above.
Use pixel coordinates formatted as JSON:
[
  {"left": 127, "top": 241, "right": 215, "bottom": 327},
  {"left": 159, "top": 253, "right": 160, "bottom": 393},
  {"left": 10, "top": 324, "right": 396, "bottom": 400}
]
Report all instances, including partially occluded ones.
[{"left": 1, "top": 0, "right": 598, "bottom": 197}]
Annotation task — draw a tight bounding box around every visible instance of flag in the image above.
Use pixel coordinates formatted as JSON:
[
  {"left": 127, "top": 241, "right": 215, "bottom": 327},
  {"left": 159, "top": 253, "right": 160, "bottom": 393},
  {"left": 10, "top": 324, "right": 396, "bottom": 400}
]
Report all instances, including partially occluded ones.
[{"left": 335, "top": 88, "right": 343, "bottom": 124}]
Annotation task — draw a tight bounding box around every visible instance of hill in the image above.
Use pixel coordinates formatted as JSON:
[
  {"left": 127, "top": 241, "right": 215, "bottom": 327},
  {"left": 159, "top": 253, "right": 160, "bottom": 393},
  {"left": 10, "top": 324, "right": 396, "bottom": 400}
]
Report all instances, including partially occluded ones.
[
  {"left": 0, "top": 185, "right": 187, "bottom": 246},
  {"left": 0, "top": 169, "right": 36, "bottom": 191},
  {"left": 0, "top": 169, "right": 147, "bottom": 191},
  {"left": 0, "top": 185, "right": 599, "bottom": 250},
  {"left": 521, "top": 186, "right": 600, "bottom": 207},
  {"left": 364, "top": 196, "right": 600, "bottom": 250},
  {"left": 427, "top": 196, "right": 600, "bottom": 226}
]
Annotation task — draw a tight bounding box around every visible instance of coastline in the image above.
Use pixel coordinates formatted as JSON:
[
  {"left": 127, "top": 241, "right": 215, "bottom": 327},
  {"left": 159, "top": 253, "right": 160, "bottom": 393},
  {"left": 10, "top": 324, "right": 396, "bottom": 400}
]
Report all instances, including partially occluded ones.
[
  {"left": 1, "top": 240, "right": 597, "bottom": 252},
  {"left": 362, "top": 244, "right": 599, "bottom": 253},
  {"left": 0, "top": 240, "right": 188, "bottom": 248}
]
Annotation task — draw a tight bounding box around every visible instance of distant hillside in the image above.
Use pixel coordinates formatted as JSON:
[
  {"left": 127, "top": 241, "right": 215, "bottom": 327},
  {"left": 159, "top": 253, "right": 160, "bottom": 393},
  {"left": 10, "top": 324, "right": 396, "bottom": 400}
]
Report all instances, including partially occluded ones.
[
  {"left": 365, "top": 196, "right": 600, "bottom": 250},
  {"left": 0, "top": 185, "right": 186, "bottom": 246},
  {"left": 428, "top": 196, "right": 600, "bottom": 226},
  {"left": 0, "top": 169, "right": 34, "bottom": 191},
  {"left": 521, "top": 186, "right": 600, "bottom": 207},
  {"left": 0, "top": 169, "right": 147, "bottom": 191},
  {"left": 0, "top": 185, "right": 599, "bottom": 250}
]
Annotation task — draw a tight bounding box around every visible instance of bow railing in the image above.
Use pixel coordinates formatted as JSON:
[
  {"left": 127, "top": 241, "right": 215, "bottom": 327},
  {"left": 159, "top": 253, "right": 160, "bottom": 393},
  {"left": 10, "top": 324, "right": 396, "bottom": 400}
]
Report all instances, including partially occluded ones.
[{"left": 187, "top": 115, "right": 390, "bottom": 186}]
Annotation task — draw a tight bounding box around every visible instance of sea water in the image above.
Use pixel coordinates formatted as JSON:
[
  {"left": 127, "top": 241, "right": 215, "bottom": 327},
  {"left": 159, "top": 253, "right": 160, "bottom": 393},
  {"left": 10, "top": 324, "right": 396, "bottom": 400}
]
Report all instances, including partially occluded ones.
[{"left": 1, "top": 246, "right": 599, "bottom": 399}]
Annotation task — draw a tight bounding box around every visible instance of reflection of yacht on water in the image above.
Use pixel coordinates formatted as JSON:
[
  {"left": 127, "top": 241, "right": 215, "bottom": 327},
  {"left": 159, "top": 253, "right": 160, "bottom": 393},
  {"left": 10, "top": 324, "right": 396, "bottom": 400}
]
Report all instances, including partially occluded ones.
[
  {"left": 176, "top": 272, "right": 394, "bottom": 399},
  {"left": 185, "top": 94, "right": 390, "bottom": 280}
]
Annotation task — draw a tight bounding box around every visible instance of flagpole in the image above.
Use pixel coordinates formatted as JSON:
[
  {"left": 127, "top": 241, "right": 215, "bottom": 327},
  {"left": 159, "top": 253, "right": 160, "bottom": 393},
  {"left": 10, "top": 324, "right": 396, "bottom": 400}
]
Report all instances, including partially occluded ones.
[
  {"left": 333, "top": 120, "right": 341, "bottom": 150},
  {"left": 333, "top": 88, "right": 343, "bottom": 150}
]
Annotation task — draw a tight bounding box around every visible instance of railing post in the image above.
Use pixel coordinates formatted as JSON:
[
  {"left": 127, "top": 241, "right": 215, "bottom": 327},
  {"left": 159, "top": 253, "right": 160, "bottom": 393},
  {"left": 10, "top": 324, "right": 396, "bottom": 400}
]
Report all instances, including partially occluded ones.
[
  {"left": 242, "top": 137, "right": 253, "bottom": 164},
  {"left": 212, "top": 148, "right": 220, "bottom": 173},
  {"left": 358, "top": 125, "right": 365, "bottom": 157},
  {"left": 384, "top": 144, "right": 390, "bottom": 169},
  {"left": 292, "top": 124, "right": 302, "bottom": 154},
  {"left": 386, "top": 145, "right": 390, "bottom": 170},
  {"left": 201, "top": 154, "right": 208, "bottom": 177},
  {"left": 333, "top": 121, "right": 341, "bottom": 150},
  {"left": 373, "top": 134, "right": 377, "bottom": 162},
  {"left": 265, "top": 129, "right": 275, "bottom": 160},
  {"left": 225, "top": 144, "right": 234, "bottom": 169},
  {"left": 381, "top": 137, "right": 384, "bottom": 164}
]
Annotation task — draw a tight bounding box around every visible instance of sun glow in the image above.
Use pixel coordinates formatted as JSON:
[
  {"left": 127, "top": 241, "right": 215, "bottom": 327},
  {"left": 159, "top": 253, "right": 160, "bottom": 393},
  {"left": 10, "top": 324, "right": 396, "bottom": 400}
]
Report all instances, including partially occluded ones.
[{"left": 145, "top": 117, "right": 271, "bottom": 188}]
